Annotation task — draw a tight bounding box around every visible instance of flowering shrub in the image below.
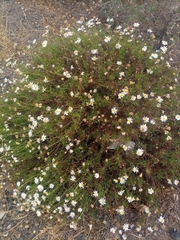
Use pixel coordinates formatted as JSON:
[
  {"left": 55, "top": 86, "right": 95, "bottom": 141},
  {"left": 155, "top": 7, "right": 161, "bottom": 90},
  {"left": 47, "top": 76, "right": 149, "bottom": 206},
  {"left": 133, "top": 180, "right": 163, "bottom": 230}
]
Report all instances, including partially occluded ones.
[{"left": 0, "top": 18, "right": 179, "bottom": 224}]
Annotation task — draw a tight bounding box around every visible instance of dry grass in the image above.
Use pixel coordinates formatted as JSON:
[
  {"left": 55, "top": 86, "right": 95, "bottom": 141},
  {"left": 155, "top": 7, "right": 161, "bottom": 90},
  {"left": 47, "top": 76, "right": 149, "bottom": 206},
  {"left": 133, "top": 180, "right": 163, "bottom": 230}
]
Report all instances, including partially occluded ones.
[{"left": 0, "top": 5, "right": 15, "bottom": 61}]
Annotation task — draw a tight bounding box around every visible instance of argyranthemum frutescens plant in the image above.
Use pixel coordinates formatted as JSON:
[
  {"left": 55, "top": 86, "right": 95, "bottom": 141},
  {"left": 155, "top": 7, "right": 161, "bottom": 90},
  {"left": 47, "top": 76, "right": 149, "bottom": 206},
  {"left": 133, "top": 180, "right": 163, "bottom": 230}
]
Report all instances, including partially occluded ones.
[{"left": 0, "top": 18, "right": 179, "bottom": 222}]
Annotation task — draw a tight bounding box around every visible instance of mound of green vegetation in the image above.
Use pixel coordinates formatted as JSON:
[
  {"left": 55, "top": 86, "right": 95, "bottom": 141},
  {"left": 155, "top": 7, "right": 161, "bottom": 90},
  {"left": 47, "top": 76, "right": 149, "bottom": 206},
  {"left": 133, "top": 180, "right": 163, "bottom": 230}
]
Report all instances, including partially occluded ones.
[{"left": 0, "top": 18, "right": 179, "bottom": 222}]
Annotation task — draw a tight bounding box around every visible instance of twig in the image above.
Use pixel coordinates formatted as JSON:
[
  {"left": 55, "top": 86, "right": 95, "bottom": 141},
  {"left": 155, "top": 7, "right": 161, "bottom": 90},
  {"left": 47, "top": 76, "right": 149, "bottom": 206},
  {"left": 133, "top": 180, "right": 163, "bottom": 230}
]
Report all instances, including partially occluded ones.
[
  {"left": 31, "top": 227, "right": 48, "bottom": 240},
  {"left": 129, "top": 232, "right": 146, "bottom": 239},
  {"left": 4, "top": 219, "right": 24, "bottom": 234}
]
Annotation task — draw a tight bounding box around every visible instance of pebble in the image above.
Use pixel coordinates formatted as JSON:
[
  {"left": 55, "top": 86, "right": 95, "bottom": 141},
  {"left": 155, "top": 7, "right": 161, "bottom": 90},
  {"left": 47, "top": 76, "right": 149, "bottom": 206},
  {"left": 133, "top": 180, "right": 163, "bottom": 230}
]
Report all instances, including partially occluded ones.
[
  {"left": 3, "top": 232, "right": 8, "bottom": 237},
  {"left": 169, "top": 228, "right": 180, "bottom": 240},
  {"left": 6, "top": 224, "right": 12, "bottom": 230},
  {"left": 0, "top": 208, "right": 5, "bottom": 220},
  {"left": 16, "top": 232, "right": 21, "bottom": 239}
]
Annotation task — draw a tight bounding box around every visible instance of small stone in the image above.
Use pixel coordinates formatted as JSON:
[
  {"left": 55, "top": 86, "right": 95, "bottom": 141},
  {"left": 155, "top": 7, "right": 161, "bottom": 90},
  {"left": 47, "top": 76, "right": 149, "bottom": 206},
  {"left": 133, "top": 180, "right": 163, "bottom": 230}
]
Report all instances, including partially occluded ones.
[
  {"left": 3, "top": 232, "right": 8, "bottom": 237},
  {"left": 6, "top": 224, "right": 12, "bottom": 230},
  {"left": 126, "top": 141, "right": 135, "bottom": 150},
  {"left": 1, "top": 199, "right": 7, "bottom": 204},
  {"left": 16, "top": 232, "right": 21, "bottom": 239},
  {"left": 0, "top": 69, "right": 4, "bottom": 74},
  {"left": 169, "top": 228, "right": 180, "bottom": 240},
  {"left": 108, "top": 141, "right": 119, "bottom": 150},
  {"left": 0, "top": 209, "right": 5, "bottom": 220}
]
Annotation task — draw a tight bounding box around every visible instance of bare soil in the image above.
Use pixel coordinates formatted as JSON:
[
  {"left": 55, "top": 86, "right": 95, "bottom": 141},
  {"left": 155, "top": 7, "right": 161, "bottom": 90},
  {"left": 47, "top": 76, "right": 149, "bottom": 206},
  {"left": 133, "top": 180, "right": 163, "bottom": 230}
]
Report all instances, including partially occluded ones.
[{"left": 0, "top": 0, "right": 180, "bottom": 239}]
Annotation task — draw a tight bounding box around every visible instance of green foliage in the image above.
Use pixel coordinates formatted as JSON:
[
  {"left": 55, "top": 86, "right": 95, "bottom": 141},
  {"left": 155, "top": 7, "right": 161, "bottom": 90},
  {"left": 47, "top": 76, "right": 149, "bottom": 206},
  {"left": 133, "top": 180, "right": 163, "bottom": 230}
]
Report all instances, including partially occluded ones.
[{"left": 0, "top": 18, "right": 179, "bottom": 221}]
